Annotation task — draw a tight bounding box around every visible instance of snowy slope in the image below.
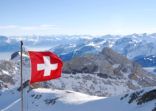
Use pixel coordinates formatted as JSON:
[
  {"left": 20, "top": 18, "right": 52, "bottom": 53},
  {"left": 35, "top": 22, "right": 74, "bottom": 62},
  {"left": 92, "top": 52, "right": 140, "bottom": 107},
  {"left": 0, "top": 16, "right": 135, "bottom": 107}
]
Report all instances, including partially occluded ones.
[
  {"left": 0, "top": 88, "right": 103, "bottom": 111},
  {"left": 1, "top": 87, "right": 156, "bottom": 111}
]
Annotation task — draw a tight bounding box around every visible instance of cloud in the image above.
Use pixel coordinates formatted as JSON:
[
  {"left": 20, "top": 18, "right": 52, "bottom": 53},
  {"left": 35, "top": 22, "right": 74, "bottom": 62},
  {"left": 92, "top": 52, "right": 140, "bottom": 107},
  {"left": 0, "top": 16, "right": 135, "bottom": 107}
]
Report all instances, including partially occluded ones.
[
  {"left": 0, "top": 24, "right": 59, "bottom": 36},
  {"left": 20, "top": 25, "right": 56, "bottom": 30},
  {"left": 0, "top": 25, "right": 18, "bottom": 29},
  {"left": 0, "top": 24, "right": 156, "bottom": 36},
  {"left": 0, "top": 24, "right": 56, "bottom": 30}
]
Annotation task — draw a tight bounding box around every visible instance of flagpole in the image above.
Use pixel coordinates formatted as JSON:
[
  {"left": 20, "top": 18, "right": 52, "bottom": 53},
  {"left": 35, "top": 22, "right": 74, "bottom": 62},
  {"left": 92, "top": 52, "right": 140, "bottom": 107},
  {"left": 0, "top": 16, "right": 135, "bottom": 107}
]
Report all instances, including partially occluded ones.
[{"left": 20, "top": 41, "right": 24, "bottom": 111}]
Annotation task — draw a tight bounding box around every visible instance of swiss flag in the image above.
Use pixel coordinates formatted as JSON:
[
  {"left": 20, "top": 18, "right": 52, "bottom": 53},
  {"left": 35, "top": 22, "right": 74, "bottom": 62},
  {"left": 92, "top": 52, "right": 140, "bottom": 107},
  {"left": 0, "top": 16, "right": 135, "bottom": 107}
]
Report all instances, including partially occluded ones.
[{"left": 28, "top": 51, "right": 63, "bottom": 84}]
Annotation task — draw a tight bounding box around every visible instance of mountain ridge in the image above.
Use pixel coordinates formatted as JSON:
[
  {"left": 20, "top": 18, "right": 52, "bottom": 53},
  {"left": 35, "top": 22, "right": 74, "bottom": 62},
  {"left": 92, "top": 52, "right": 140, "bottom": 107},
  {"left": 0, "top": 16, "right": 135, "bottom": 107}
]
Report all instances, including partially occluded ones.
[{"left": 1, "top": 47, "right": 156, "bottom": 97}]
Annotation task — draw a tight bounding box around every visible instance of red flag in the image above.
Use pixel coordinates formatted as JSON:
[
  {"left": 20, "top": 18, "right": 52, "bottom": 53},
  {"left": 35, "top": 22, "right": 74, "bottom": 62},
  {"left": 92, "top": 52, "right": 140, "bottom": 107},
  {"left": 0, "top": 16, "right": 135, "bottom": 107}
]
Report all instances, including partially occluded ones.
[{"left": 28, "top": 51, "right": 63, "bottom": 84}]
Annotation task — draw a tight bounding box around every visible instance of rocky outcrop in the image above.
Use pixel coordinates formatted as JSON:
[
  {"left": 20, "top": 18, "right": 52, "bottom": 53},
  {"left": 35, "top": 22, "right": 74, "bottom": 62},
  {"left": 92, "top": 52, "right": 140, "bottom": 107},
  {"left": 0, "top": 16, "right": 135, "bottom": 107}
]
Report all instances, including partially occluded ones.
[
  {"left": 0, "top": 60, "right": 17, "bottom": 89},
  {"left": 63, "top": 47, "right": 156, "bottom": 86},
  {"left": 56, "top": 47, "right": 156, "bottom": 96}
]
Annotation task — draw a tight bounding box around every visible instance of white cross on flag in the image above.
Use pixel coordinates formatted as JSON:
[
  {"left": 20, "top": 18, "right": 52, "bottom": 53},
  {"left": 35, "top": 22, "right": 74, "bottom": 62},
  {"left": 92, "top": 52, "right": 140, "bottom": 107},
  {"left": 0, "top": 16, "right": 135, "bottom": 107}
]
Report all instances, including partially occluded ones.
[{"left": 28, "top": 51, "right": 63, "bottom": 84}]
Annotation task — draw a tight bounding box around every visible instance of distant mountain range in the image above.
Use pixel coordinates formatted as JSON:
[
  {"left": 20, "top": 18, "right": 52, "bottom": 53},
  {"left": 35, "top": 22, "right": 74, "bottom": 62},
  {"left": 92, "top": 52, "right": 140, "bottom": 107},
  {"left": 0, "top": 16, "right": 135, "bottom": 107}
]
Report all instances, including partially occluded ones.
[
  {"left": 0, "top": 36, "right": 19, "bottom": 52},
  {"left": 0, "top": 33, "right": 156, "bottom": 70}
]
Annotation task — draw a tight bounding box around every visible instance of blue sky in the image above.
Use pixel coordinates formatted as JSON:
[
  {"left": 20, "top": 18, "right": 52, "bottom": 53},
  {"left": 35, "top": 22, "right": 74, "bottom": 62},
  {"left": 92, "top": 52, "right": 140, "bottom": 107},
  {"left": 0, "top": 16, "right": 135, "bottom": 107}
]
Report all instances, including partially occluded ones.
[{"left": 0, "top": 0, "right": 156, "bottom": 36}]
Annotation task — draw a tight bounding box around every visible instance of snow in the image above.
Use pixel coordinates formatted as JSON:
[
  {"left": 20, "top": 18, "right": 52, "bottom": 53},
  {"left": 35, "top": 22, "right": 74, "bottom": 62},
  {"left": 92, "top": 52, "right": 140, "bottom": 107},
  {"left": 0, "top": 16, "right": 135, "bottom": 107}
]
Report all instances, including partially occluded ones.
[
  {"left": 0, "top": 88, "right": 103, "bottom": 111},
  {"left": 34, "top": 88, "right": 103, "bottom": 104},
  {"left": 46, "top": 73, "right": 139, "bottom": 97},
  {"left": 1, "top": 99, "right": 21, "bottom": 111},
  {"left": 1, "top": 88, "right": 156, "bottom": 111},
  {"left": 2, "top": 70, "right": 9, "bottom": 75},
  {"left": 18, "top": 52, "right": 28, "bottom": 58},
  {"left": 143, "top": 67, "right": 156, "bottom": 74},
  {"left": 112, "top": 64, "right": 120, "bottom": 69}
]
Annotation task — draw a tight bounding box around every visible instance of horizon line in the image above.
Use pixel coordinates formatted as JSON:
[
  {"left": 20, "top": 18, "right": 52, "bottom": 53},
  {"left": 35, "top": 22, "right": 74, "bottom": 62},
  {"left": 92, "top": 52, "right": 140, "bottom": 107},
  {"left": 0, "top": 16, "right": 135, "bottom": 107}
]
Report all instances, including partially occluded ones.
[{"left": 1, "top": 32, "right": 156, "bottom": 37}]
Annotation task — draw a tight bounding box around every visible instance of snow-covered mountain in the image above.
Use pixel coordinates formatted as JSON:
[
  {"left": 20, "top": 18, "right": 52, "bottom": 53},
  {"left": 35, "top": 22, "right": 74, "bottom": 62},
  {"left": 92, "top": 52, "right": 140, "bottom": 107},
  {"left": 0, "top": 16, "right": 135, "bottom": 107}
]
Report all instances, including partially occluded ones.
[
  {"left": 59, "top": 48, "right": 156, "bottom": 96},
  {"left": 1, "top": 47, "right": 156, "bottom": 97},
  {"left": 1, "top": 35, "right": 156, "bottom": 110},
  {"left": 49, "top": 34, "right": 156, "bottom": 62},
  {"left": 1, "top": 34, "right": 156, "bottom": 67},
  {"left": 0, "top": 36, "right": 19, "bottom": 52}
]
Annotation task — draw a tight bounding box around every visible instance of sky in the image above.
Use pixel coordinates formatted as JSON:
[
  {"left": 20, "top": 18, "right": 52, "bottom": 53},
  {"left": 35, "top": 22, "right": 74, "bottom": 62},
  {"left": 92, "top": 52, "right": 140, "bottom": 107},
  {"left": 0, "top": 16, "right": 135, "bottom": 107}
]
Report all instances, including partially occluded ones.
[{"left": 0, "top": 0, "right": 156, "bottom": 36}]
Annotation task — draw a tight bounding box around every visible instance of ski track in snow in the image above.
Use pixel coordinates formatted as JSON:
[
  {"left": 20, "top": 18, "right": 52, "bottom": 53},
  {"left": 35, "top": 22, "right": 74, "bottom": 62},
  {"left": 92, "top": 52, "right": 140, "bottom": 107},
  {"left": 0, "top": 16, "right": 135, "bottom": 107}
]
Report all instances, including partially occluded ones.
[{"left": 1, "top": 98, "right": 21, "bottom": 111}]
